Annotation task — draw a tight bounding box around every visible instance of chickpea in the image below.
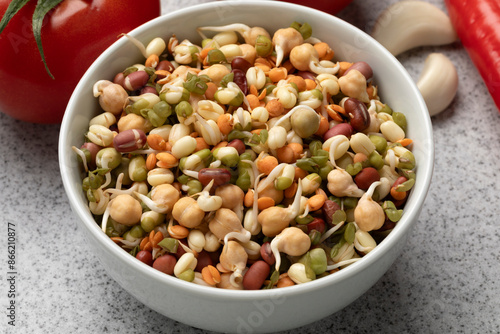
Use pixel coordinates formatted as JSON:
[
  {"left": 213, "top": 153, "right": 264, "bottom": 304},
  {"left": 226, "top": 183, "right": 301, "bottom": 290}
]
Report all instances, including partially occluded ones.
[
  {"left": 172, "top": 197, "right": 205, "bottom": 228},
  {"left": 270, "top": 227, "right": 311, "bottom": 272},
  {"left": 108, "top": 194, "right": 142, "bottom": 226},
  {"left": 149, "top": 184, "right": 180, "bottom": 214},
  {"left": 219, "top": 240, "right": 248, "bottom": 284},
  {"left": 117, "top": 113, "right": 154, "bottom": 133},
  {"left": 354, "top": 181, "right": 385, "bottom": 231},
  {"left": 272, "top": 27, "right": 303, "bottom": 66},
  {"left": 215, "top": 183, "right": 245, "bottom": 210},
  {"left": 93, "top": 80, "right": 128, "bottom": 115},
  {"left": 208, "top": 208, "right": 250, "bottom": 244}
]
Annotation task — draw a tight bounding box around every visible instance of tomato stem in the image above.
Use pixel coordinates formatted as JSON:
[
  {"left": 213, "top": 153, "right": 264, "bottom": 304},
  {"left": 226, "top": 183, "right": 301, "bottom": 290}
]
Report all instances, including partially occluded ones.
[
  {"left": 0, "top": 0, "right": 64, "bottom": 79},
  {"left": 33, "top": 0, "right": 64, "bottom": 79},
  {"left": 0, "top": 0, "right": 30, "bottom": 34}
]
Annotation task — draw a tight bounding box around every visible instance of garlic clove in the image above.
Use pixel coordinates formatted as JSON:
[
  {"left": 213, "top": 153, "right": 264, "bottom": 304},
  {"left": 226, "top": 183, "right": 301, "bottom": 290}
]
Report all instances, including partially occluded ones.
[
  {"left": 417, "top": 53, "right": 458, "bottom": 116},
  {"left": 371, "top": 1, "right": 458, "bottom": 56}
]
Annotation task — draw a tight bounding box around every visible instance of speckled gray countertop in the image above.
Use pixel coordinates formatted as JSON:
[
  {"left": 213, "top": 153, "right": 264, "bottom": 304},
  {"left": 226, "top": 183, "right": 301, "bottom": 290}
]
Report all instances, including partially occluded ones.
[{"left": 1, "top": 0, "right": 499, "bottom": 333}]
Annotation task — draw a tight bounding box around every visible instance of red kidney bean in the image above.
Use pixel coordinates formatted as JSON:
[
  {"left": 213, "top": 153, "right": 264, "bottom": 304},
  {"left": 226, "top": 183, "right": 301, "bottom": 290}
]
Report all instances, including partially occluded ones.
[
  {"left": 195, "top": 250, "right": 213, "bottom": 272},
  {"left": 81, "top": 142, "right": 100, "bottom": 168},
  {"left": 260, "top": 242, "right": 275, "bottom": 266},
  {"left": 296, "top": 71, "right": 316, "bottom": 81},
  {"left": 156, "top": 60, "right": 175, "bottom": 72},
  {"left": 354, "top": 167, "right": 381, "bottom": 190},
  {"left": 231, "top": 57, "right": 252, "bottom": 73},
  {"left": 344, "top": 98, "right": 370, "bottom": 132},
  {"left": 322, "top": 199, "right": 341, "bottom": 226},
  {"left": 136, "top": 250, "right": 153, "bottom": 266},
  {"left": 379, "top": 217, "right": 396, "bottom": 231},
  {"left": 175, "top": 240, "right": 188, "bottom": 259},
  {"left": 113, "top": 129, "right": 147, "bottom": 153},
  {"left": 323, "top": 122, "right": 354, "bottom": 141},
  {"left": 392, "top": 176, "right": 408, "bottom": 189},
  {"left": 140, "top": 86, "right": 158, "bottom": 95},
  {"left": 242, "top": 260, "right": 271, "bottom": 290},
  {"left": 344, "top": 61, "right": 373, "bottom": 80},
  {"left": 152, "top": 254, "right": 176, "bottom": 275},
  {"left": 113, "top": 72, "right": 125, "bottom": 87},
  {"left": 227, "top": 139, "right": 246, "bottom": 155},
  {"left": 198, "top": 168, "right": 232, "bottom": 187},
  {"left": 124, "top": 70, "right": 149, "bottom": 91},
  {"left": 231, "top": 68, "right": 248, "bottom": 95},
  {"left": 307, "top": 217, "right": 326, "bottom": 234}
]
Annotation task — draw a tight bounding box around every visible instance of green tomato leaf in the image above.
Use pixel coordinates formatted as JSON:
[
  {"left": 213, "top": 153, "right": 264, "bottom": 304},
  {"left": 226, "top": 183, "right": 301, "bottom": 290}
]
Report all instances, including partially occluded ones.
[
  {"left": 32, "top": 0, "right": 64, "bottom": 79},
  {"left": 0, "top": 0, "right": 30, "bottom": 34}
]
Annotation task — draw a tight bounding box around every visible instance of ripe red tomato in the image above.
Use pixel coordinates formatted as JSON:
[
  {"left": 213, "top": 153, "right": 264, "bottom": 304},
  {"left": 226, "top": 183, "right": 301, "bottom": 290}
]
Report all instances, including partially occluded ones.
[
  {"left": 280, "top": 0, "right": 353, "bottom": 14},
  {"left": 0, "top": 0, "right": 160, "bottom": 123}
]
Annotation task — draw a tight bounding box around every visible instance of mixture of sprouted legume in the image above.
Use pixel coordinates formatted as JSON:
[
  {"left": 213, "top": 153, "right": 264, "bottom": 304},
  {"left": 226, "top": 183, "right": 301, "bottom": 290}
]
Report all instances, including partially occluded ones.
[{"left": 73, "top": 21, "right": 416, "bottom": 289}]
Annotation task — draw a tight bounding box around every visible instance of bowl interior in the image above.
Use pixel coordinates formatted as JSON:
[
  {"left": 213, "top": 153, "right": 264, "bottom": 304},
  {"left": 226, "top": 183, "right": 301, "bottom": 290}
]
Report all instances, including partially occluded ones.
[{"left": 59, "top": 0, "right": 433, "bottom": 331}]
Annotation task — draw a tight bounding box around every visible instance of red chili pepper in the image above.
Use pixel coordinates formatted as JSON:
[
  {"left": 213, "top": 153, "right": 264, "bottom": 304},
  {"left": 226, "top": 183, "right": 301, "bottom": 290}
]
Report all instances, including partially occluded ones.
[{"left": 445, "top": 0, "right": 500, "bottom": 111}]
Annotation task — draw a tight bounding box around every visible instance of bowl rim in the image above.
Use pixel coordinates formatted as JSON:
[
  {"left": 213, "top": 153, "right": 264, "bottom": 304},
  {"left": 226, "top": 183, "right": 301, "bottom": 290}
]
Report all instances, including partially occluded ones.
[{"left": 59, "top": 0, "right": 434, "bottom": 299}]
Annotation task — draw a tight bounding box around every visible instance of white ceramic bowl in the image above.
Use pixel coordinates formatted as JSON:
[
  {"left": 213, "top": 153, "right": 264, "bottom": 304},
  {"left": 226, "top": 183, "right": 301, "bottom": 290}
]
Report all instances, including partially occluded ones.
[{"left": 59, "top": 1, "right": 434, "bottom": 332}]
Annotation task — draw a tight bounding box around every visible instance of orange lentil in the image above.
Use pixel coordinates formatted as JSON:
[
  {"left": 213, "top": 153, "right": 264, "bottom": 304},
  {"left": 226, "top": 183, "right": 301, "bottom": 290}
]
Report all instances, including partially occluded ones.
[
  {"left": 287, "top": 75, "right": 307, "bottom": 92},
  {"left": 315, "top": 116, "right": 329, "bottom": 136},
  {"left": 254, "top": 57, "right": 274, "bottom": 69},
  {"left": 217, "top": 113, "right": 233, "bottom": 135},
  {"left": 307, "top": 194, "right": 326, "bottom": 211},
  {"left": 326, "top": 104, "right": 347, "bottom": 122},
  {"left": 156, "top": 152, "right": 178, "bottom": 168},
  {"left": 110, "top": 237, "right": 123, "bottom": 244},
  {"left": 390, "top": 187, "right": 407, "bottom": 201},
  {"left": 276, "top": 145, "right": 296, "bottom": 163},
  {"left": 266, "top": 99, "right": 285, "bottom": 117},
  {"left": 195, "top": 137, "right": 210, "bottom": 151},
  {"left": 304, "top": 78, "right": 317, "bottom": 90},
  {"left": 366, "top": 83, "right": 377, "bottom": 99},
  {"left": 294, "top": 167, "right": 308, "bottom": 180},
  {"left": 397, "top": 138, "right": 413, "bottom": 146},
  {"left": 145, "top": 54, "right": 160, "bottom": 68},
  {"left": 202, "top": 265, "right": 221, "bottom": 286},
  {"left": 257, "top": 87, "right": 267, "bottom": 100},
  {"left": 338, "top": 61, "right": 353, "bottom": 76},
  {"left": 255, "top": 64, "right": 271, "bottom": 73},
  {"left": 199, "top": 47, "right": 214, "bottom": 62},
  {"left": 146, "top": 153, "right": 157, "bottom": 170},
  {"left": 282, "top": 59, "right": 295, "bottom": 74},
  {"left": 256, "top": 155, "right": 278, "bottom": 175},
  {"left": 204, "top": 82, "right": 218, "bottom": 100},
  {"left": 140, "top": 237, "right": 152, "bottom": 252},
  {"left": 249, "top": 84, "right": 259, "bottom": 97},
  {"left": 268, "top": 67, "right": 288, "bottom": 82},
  {"left": 288, "top": 142, "right": 303, "bottom": 159},
  {"left": 168, "top": 224, "right": 189, "bottom": 239},
  {"left": 247, "top": 94, "right": 261, "bottom": 109},
  {"left": 155, "top": 69, "right": 171, "bottom": 78},
  {"left": 277, "top": 276, "right": 295, "bottom": 288},
  {"left": 353, "top": 152, "right": 368, "bottom": 164},
  {"left": 257, "top": 197, "right": 275, "bottom": 210},
  {"left": 284, "top": 182, "right": 298, "bottom": 199},
  {"left": 147, "top": 133, "right": 167, "bottom": 151},
  {"left": 150, "top": 230, "right": 164, "bottom": 248},
  {"left": 244, "top": 190, "right": 254, "bottom": 207},
  {"left": 314, "top": 42, "right": 335, "bottom": 61}
]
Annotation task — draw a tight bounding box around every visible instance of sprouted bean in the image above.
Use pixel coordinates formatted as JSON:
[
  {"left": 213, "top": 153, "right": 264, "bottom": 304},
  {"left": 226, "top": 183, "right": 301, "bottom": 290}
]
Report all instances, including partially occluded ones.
[{"left": 75, "top": 21, "right": 417, "bottom": 290}]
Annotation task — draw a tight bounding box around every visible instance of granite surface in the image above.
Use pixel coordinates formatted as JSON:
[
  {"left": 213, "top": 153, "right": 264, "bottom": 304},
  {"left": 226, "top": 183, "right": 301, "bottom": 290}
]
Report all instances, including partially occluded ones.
[{"left": 2, "top": 0, "right": 500, "bottom": 333}]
